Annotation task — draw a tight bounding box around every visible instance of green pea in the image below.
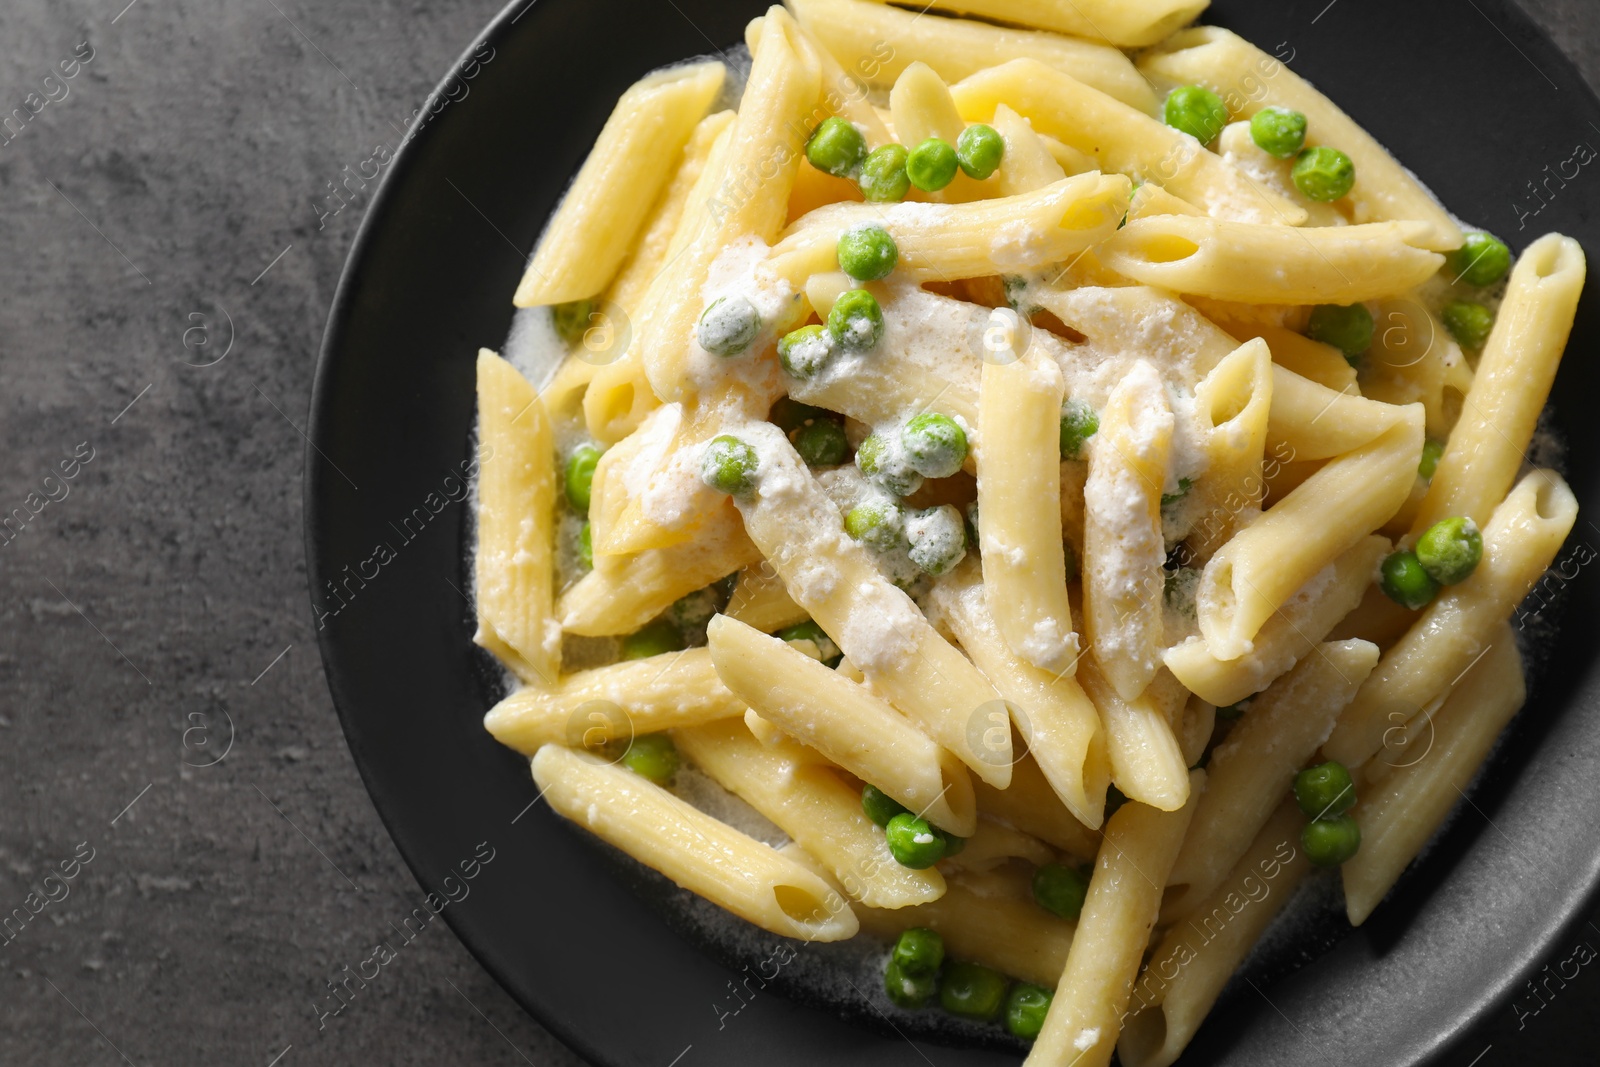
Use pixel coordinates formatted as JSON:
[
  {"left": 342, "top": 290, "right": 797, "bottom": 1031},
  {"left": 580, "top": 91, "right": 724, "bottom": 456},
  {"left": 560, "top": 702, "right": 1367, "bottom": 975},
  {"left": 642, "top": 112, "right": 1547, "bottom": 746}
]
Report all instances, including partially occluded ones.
[
  {"left": 1379, "top": 549, "right": 1440, "bottom": 610},
  {"left": 1032, "top": 862, "right": 1090, "bottom": 921},
  {"left": 956, "top": 123, "right": 1005, "bottom": 179},
  {"left": 777, "top": 324, "right": 835, "bottom": 380},
  {"left": 1419, "top": 439, "right": 1444, "bottom": 481},
  {"left": 837, "top": 224, "right": 899, "bottom": 281},
  {"left": 855, "top": 433, "right": 923, "bottom": 497},
  {"left": 938, "top": 960, "right": 1009, "bottom": 1021},
  {"left": 777, "top": 619, "right": 839, "bottom": 661},
  {"left": 828, "top": 289, "right": 885, "bottom": 352},
  {"left": 1442, "top": 299, "right": 1494, "bottom": 350},
  {"left": 1292, "top": 145, "right": 1356, "bottom": 202},
  {"left": 906, "top": 504, "right": 967, "bottom": 577},
  {"left": 1248, "top": 106, "right": 1307, "bottom": 159},
  {"left": 576, "top": 521, "right": 593, "bottom": 570},
  {"left": 859, "top": 143, "right": 912, "bottom": 202},
  {"left": 620, "top": 619, "right": 685, "bottom": 660},
  {"left": 901, "top": 412, "right": 968, "bottom": 478},
  {"left": 1301, "top": 813, "right": 1361, "bottom": 867},
  {"left": 892, "top": 927, "right": 945, "bottom": 976},
  {"left": 937, "top": 829, "right": 967, "bottom": 857},
  {"left": 886, "top": 812, "right": 946, "bottom": 869},
  {"left": 551, "top": 298, "right": 596, "bottom": 347},
  {"left": 906, "top": 137, "right": 959, "bottom": 191},
  {"left": 1446, "top": 232, "right": 1512, "bottom": 287},
  {"left": 769, "top": 396, "right": 829, "bottom": 432},
  {"left": 697, "top": 296, "right": 762, "bottom": 357},
  {"left": 1294, "top": 760, "right": 1356, "bottom": 819},
  {"left": 1163, "top": 85, "right": 1229, "bottom": 144},
  {"left": 884, "top": 958, "right": 938, "bottom": 1009},
  {"left": 806, "top": 116, "right": 868, "bottom": 178},
  {"left": 1416, "top": 516, "right": 1483, "bottom": 585},
  {"left": 622, "top": 733, "right": 680, "bottom": 784},
  {"left": 1059, "top": 399, "right": 1099, "bottom": 459},
  {"left": 844, "top": 499, "right": 906, "bottom": 552},
  {"left": 1004, "top": 983, "right": 1053, "bottom": 1041},
  {"left": 700, "top": 434, "right": 759, "bottom": 496},
  {"left": 862, "top": 783, "right": 910, "bottom": 827},
  {"left": 793, "top": 418, "right": 849, "bottom": 467},
  {"left": 1306, "top": 303, "right": 1374, "bottom": 361},
  {"left": 565, "top": 445, "right": 601, "bottom": 512}
]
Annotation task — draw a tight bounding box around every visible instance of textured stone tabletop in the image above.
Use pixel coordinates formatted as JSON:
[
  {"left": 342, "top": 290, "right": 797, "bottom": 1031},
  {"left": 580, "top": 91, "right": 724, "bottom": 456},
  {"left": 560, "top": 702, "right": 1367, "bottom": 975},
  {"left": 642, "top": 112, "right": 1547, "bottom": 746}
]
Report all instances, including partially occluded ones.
[{"left": 0, "top": 1, "right": 1597, "bottom": 1065}]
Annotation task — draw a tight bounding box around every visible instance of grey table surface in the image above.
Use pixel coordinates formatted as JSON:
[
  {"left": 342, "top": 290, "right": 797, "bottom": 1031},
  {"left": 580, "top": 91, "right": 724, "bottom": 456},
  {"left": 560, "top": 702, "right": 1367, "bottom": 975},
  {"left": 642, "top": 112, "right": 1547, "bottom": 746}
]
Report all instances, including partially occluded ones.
[{"left": 2, "top": 1, "right": 1598, "bottom": 1065}]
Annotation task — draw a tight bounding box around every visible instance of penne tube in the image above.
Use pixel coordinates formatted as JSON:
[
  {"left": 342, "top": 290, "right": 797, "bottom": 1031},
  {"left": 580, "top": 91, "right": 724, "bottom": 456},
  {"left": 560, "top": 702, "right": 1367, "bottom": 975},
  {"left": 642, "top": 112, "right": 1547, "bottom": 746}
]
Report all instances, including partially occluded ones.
[
  {"left": 857, "top": 0, "right": 1209, "bottom": 49},
  {"left": 539, "top": 355, "right": 599, "bottom": 431},
  {"left": 763, "top": 171, "right": 1131, "bottom": 288},
  {"left": 1342, "top": 626, "right": 1525, "bottom": 925},
  {"left": 1083, "top": 359, "right": 1173, "bottom": 701},
  {"left": 1165, "top": 535, "right": 1388, "bottom": 707},
  {"left": 1127, "top": 182, "right": 1206, "bottom": 220},
  {"left": 1163, "top": 640, "right": 1377, "bottom": 919},
  {"left": 483, "top": 647, "right": 742, "bottom": 755},
  {"left": 940, "top": 815, "right": 1058, "bottom": 875},
  {"left": 725, "top": 563, "right": 810, "bottom": 632},
  {"left": 1118, "top": 801, "right": 1312, "bottom": 1067},
  {"left": 474, "top": 351, "right": 560, "bottom": 685},
  {"left": 1323, "top": 470, "right": 1577, "bottom": 769},
  {"left": 675, "top": 719, "right": 947, "bottom": 909},
  {"left": 1196, "top": 402, "right": 1422, "bottom": 661},
  {"left": 531, "top": 745, "right": 858, "bottom": 941},
  {"left": 727, "top": 423, "right": 1012, "bottom": 787},
  {"left": 1184, "top": 337, "right": 1273, "bottom": 559},
  {"left": 951, "top": 61, "right": 1304, "bottom": 226},
  {"left": 1410, "top": 233, "right": 1585, "bottom": 535},
  {"left": 1219, "top": 320, "right": 1356, "bottom": 393},
  {"left": 787, "top": 0, "right": 1157, "bottom": 111},
  {"left": 1025, "top": 771, "right": 1203, "bottom": 1067},
  {"left": 931, "top": 559, "right": 1108, "bottom": 828},
  {"left": 1099, "top": 217, "right": 1445, "bottom": 305},
  {"left": 707, "top": 615, "right": 977, "bottom": 836},
  {"left": 979, "top": 350, "right": 1079, "bottom": 674},
  {"left": 1078, "top": 655, "right": 1191, "bottom": 812},
  {"left": 888, "top": 61, "right": 964, "bottom": 147},
  {"left": 515, "top": 61, "right": 726, "bottom": 307},
  {"left": 1265, "top": 364, "right": 1406, "bottom": 462},
  {"left": 1138, "top": 27, "right": 1461, "bottom": 250},
  {"left": 858, "top": 878, "right": 1076, "bottom": 987},
  {"left": 990, "top": 103, "right": 1068, "bottom": 197},
  {"left": 974, "top": 756, "right": 1101, "bottom": 863}
]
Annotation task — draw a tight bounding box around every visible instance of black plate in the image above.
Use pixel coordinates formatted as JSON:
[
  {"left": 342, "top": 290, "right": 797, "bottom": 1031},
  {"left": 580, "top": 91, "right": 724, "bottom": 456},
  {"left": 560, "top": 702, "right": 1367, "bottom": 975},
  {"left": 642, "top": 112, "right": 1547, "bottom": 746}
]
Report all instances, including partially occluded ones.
[{"left": 307, "top": 1, "right": 1600, "bottom": 1063}]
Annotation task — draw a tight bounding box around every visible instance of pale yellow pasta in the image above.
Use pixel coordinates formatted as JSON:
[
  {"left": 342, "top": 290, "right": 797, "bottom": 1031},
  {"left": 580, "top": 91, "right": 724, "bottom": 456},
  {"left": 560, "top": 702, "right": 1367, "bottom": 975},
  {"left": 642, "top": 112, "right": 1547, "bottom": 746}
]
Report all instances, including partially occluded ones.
[
  {"left": 1184, "top": 337, "right": 1272, "bottom": 558},
  {"left": 1165, "top": 535, "right": 1388, "bottom": 707},
  {"left": 979, "top": 350, "right": 1078, "bottom": 674},
  {"left": 675, "top": 719, "right": 946, "bottom": 909},
  {"left": 1083, "top": 360, "right": 1172, "bottom": 701},
  {"left": 1139, "top": 27, "right": 1462, "bottom": 250},
  {"left": 975, "top": 757, "right": 1101, "bottom": 863},
  {"left": 1342, "top": 627, "right": 1524, "bottom": 925},
  {"left": 531, "top": 745, "right": 858, "bottom": 941},
  {"left": 483, "top": 647, "right": 741, "bottom": 755},
  {"left": 1127, "top": 182, "right": 1206, "bottom": 220},
  {"left": 763, "top": 171, "right": 1132, "bottom": 288},
  {"left": 474, "top": 351, "right": 560, "bottom": 685},
  {"left": 707, "top": 615, "right": 978, "bottom": 836},
  {"left": 939, "top": 815, "right": 1057, "bottom": 875},
  {"left": 514, "top": 61, "right": 725, "bottom": 307},
  {"left": 539, "top": 354, "right": 599, "bottom": 430},
  {"left": 1099, "top": 217, "right": 1445, "bottom": 304},
  {"left": 1026, "top": 772, "right": 1203, "bottom": 1067},
  {"left": 1324, "top": 470, "right": 1577, "bottom": 768},
  {"left": 1229, "top": 321, "right": 1356, "bottom": 392},
  {"left": 724, "top": 563, "right": 809, "bottom": 632},
  {"left": 1119, "top": 801, "right": 1311, "bottom": 1067},
  {"left": 1359, "top": 298, "right": 1461, "bottom": 440},
  {"left": 990, "top": 103, "right": 1067, "bottom": 197},
  {"left": 1196, "top": 401, "right": 1423, "bottom": 660},
  {"left": 641, "top": 11, "right": 821, "bottom": 403},
  {"left": 1078, "top": 655, "right": 1191, "bottom": 812},
  {"left": 889, "top": 61, "right": 965, "bottom": 147},
  {"left": 858, "top": 879, "right": 1075, "bottom": 987},
  {"left": 1411, "top": 234, "right": 1585, "bottom": 535},
  {"left": 931, "top": 559, "right": 1108, "bottom": 828},
  {"left": 951, "top": 61, "right": 1305, "bottom": 225},
  {"left": 1164, "top": 641, "right": 1377, "bottom": 919},
  {"left": 729, "top": 424, "right": 1011, "bottom": 787},
  {"left": 864, "top": 0, "right": 1208, "bottom": 48}
]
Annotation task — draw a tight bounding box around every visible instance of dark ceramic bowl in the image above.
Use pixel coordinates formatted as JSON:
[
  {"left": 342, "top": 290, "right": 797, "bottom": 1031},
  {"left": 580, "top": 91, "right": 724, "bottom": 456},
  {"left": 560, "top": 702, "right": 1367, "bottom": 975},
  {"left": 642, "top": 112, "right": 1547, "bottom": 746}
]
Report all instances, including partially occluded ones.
[{"left": 308, "top": 1, "right": 1600, "bottom": 1063}]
